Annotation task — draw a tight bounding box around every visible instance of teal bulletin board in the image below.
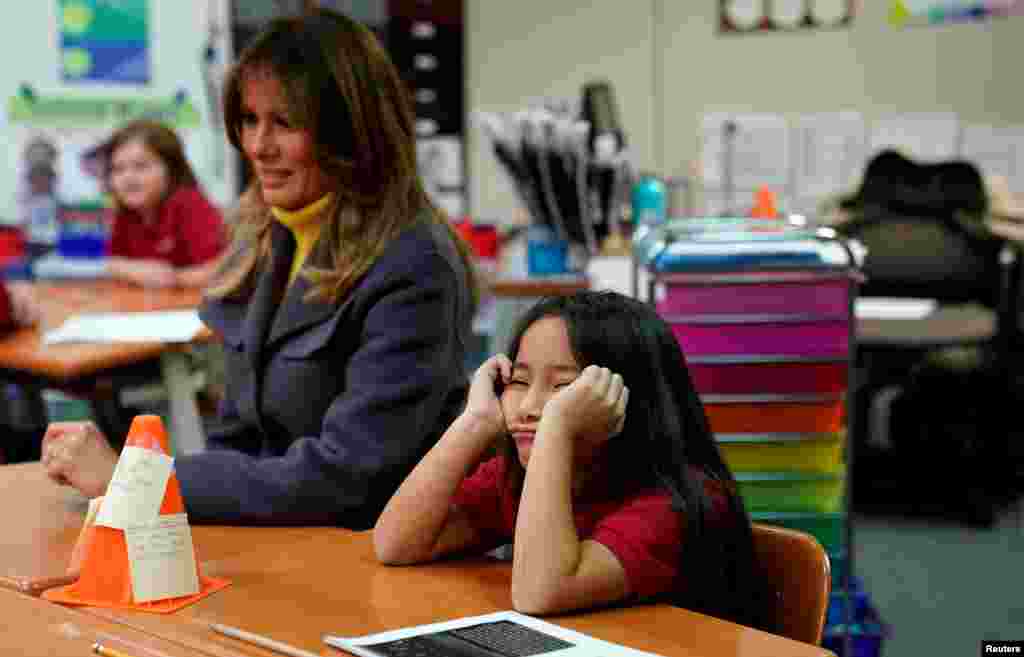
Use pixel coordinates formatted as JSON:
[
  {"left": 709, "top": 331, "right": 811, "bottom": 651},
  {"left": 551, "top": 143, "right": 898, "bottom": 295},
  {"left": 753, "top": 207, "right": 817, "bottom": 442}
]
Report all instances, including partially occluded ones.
[{"left": 58, "top": 0, "right": 150, "bottom": 85}]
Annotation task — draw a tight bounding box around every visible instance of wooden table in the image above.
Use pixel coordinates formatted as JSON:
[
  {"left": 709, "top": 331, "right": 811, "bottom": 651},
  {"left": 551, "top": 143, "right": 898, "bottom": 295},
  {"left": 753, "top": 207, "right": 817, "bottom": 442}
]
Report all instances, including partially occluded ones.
[
  {"left": 483, "top": 275, "right": 590, "bottom": 356},
  {"left": 0, "top": 280, "right": 210, "bottom": 455},
  {"left": 0, "top": 588, "right": 220, "bottom": 657},
  {"left": 0, "top": 463, "right": 833, "bottom": 657}
]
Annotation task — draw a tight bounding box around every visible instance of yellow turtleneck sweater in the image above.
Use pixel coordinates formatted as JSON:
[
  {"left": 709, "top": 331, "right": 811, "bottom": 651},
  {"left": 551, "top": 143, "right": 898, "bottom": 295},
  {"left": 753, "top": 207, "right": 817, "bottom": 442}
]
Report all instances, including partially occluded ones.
[{"left": 270, "top": 194, "right": 333, "bottom": 284}]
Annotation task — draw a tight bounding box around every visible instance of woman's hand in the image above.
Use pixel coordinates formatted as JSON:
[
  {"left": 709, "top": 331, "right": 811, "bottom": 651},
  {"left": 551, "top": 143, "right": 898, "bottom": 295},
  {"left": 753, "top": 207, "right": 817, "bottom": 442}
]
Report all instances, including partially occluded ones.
[
  {"left": 542, "top": 365, "right": 628, "bottom": 449},
  {"left": 461, "top": 353, "right": 512, "bottom": 438},
  {"left": 5, "top": 282, "right": 41, "bottom": 326},
  {"left": 40, "top": 421, "right": 119, "bottom": 498}
]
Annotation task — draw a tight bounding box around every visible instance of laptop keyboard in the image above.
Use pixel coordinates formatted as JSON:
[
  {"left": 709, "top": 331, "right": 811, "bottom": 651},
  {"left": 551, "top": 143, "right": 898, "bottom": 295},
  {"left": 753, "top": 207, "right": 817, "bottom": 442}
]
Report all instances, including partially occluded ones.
[
  {"left": 364, "top": 621, "right": 574, "bottom": 657},
  {"left": 450, "top": 621, "right": 574, "bottom": 656}
]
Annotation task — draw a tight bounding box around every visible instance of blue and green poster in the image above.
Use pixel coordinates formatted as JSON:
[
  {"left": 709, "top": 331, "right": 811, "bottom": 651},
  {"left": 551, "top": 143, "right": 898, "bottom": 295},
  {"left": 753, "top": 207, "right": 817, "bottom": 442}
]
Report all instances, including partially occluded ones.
[{"left": 59, "top": 0, "right": 149, "bottom": 84}]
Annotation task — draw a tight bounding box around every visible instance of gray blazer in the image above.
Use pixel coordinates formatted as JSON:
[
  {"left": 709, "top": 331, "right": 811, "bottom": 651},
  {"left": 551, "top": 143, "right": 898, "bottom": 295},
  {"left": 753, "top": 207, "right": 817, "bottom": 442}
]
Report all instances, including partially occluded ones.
[{"left": 179, "top": 217, "right": 473, "bottom": 527}]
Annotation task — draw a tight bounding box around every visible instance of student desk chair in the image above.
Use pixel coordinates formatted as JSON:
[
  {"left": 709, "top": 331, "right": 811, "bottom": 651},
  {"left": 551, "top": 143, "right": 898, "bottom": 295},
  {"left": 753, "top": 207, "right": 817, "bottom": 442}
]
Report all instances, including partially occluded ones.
[
  {"left": 752, "top": 523, "right": 831, "bottom": 646},
  {"left": 841, "top": 210, "right": 1021, "bottom": 524}
]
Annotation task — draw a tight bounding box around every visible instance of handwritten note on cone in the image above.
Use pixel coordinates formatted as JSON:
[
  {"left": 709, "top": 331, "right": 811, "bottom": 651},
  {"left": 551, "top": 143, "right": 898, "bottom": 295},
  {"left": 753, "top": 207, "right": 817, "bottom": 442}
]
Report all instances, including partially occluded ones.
[
  {"left": 95, "top": 446, "right": 173, "bottom": 530},
  {"left": 123, "top": 514, "right": 200, "bottom": 602}
]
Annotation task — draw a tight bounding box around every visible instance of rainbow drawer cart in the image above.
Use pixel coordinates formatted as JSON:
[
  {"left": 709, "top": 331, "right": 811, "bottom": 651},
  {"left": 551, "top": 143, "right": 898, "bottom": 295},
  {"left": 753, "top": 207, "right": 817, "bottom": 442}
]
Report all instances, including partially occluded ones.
[{"left": 638, "top": 218, "right": 885, "bottom": 655}]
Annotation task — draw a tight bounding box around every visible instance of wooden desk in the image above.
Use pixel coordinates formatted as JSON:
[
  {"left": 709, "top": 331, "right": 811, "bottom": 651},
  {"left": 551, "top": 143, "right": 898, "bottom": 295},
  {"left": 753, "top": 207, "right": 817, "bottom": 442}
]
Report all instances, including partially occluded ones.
[
  {"left": 487, "top": 275, "right": 589, "bottom": 298},
  {"left": 0, "top": 588, "right": 215, "bottom": 657},
  {"left": 0, "top": 280, "right": 209, "bottom": 454},
  {"left": 0, "top": 462, "right": 315, "bottom": 598},
  {"left": 484, "top": 275, "right": 590, "bottom": 356},
  {"left": 2, "top": 464, "right": 832, "bottom": 657}
]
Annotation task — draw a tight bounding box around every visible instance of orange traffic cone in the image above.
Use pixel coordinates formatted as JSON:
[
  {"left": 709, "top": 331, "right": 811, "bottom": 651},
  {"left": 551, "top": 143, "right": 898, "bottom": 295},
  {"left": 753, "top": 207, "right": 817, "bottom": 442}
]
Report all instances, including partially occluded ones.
[
  {"left": 750, "top": 185, "right": 779, "bottom": 219},
  {"left": 44, "top": 415, "right": 229, "bottom": 613}
]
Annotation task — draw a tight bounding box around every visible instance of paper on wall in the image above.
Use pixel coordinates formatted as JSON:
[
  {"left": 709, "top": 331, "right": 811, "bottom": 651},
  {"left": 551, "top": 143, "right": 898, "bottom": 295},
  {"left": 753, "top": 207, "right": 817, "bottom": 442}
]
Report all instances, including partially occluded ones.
[
  {"left": 960, "top": 124, "right": 1024, "bottom": 193},
  {"left": 95, "top": 446, "right": 174, "bottom": 530},
  {"left": 701, "top": 113, "right": 791, "bottom": 190},
  {"left": 123, "top": 513, "right": 200, "bottom": 603},
  {"left": 869, "top": 113, "right": 959, "bottom": 163},
  {"left": 793, "top": 112, "right": 867, "bottom": 200}
]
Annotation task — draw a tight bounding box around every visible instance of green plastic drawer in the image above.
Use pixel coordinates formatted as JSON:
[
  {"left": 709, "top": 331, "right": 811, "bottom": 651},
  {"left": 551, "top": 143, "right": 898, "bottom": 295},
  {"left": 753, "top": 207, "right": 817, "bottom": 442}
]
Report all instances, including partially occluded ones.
[{"left": 750, "top": 511, "right": 846, "bottom": 553}]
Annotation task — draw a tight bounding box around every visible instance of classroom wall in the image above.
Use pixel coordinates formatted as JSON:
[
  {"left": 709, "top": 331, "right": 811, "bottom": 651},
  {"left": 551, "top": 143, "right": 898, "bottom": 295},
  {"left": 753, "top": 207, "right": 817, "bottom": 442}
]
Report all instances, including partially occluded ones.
[
  {"left": 467, "top": 1, "right": 1024, "bottom": 222},
  {"left": 0, "top": 1, "right": 235, "bottom": 224}
]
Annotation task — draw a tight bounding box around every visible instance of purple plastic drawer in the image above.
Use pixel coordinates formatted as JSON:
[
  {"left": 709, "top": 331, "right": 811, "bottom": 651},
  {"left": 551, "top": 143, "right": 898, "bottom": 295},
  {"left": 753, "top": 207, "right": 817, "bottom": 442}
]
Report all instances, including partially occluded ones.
[
  {"left": 671, "top": 319, "right": 850, "bottom": 358},
  {"left": 688, "top": 359, "right": 848, "bottom": 395},
  {"left": 657, "top": 272, "right": 853, "bottom": 317}
]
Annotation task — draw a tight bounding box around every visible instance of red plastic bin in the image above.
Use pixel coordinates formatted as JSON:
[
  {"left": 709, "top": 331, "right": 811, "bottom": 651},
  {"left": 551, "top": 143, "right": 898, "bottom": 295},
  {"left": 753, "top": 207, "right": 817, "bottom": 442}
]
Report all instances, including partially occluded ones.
[{"left": 688, "top": 357, "right": 848, "bottom": 395}]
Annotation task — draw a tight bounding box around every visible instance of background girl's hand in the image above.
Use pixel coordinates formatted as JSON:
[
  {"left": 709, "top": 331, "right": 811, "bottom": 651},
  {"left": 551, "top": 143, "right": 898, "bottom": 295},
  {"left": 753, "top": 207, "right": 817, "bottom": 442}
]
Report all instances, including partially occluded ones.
[
  {"left": 131, "top": 261, "right": 177, "bottom": 287},
  {"left": 543, "top": 365, "right": 628, "bottom": 447},
  {"left": 40, "top": 421, "right": 119, "bottom": 498},
  {"left": 5, "top": 282, "right": 41, "bottom": 326},
  {"left": 462, "top": 353, "right": 512, "bottom": 435}
]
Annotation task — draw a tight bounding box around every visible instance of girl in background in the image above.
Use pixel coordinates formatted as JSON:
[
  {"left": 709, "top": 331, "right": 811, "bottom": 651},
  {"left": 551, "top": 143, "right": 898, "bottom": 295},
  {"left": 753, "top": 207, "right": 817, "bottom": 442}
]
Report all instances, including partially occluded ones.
[
  {"left": 375, "top": 291, "right": 766, "bottom": 628},
  {"left": 104, "top": 120, "right": 226, "bottom": 287}
]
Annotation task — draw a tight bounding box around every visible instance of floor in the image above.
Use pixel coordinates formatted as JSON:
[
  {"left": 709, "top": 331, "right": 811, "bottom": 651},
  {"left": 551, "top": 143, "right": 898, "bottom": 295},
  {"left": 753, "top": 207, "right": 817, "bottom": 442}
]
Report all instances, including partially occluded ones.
[{"left": 852, "top": 502, "right": 1023, "bottom": 656}]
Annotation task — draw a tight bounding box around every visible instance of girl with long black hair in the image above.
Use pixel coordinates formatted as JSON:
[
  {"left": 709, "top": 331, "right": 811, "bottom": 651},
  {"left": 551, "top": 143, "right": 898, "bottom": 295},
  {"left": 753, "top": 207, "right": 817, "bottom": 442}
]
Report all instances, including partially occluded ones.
[{"left": 375, "top": 290, "right": 766, "bottom": 628}]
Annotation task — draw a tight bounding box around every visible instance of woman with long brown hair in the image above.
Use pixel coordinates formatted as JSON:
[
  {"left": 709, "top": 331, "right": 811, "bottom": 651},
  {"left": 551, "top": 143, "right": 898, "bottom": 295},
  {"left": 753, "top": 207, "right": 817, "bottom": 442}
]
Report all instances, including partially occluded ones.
[{"left": 40, "top": 8, "right": 477, "bottom": 527}]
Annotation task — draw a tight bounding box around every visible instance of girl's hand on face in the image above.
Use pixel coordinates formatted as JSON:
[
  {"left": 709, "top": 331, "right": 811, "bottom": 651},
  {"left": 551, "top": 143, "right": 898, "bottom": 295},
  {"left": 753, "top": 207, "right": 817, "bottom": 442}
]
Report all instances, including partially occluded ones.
[
  {"left": 543, "top": 365, "right": 628, "bottom": 447},
  {"left": 462, "top": 353, "right": 512, "bottom": 436}
]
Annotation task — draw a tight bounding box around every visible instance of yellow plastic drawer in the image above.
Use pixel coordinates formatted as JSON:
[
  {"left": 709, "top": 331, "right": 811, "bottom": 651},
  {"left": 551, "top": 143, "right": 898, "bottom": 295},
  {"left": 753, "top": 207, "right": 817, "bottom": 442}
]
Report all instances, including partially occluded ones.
[{"left": 717, "top": 432, "right": 845, "bottom": 474}]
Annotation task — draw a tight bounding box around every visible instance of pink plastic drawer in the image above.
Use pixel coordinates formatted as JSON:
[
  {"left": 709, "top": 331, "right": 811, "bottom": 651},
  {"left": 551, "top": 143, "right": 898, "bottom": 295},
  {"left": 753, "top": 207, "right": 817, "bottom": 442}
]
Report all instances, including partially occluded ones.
[
  {"left": 671, "top": 319, "right": 849, "bottom": 358},
  {"left": 688, "top": 358, "right": 848, "bottom": 395},
  {"left": 658, "top": 275, "right": 852, "bottom": 317}
]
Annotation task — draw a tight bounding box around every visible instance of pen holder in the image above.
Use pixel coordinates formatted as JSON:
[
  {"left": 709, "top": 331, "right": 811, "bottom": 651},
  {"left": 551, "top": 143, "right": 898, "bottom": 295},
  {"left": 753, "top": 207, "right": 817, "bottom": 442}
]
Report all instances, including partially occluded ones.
[{"left": 527, "top": 236, "right": 570, "bottom": 276}]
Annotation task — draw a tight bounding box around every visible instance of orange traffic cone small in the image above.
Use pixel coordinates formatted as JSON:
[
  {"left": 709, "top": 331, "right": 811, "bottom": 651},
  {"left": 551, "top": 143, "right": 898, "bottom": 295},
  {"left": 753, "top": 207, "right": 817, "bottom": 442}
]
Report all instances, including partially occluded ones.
[
  {"left": 750, "top": 185, "right": 779, "bottom": 219},
  {"left": 44, "top": 415, "right": 229, "bottom": 613}
]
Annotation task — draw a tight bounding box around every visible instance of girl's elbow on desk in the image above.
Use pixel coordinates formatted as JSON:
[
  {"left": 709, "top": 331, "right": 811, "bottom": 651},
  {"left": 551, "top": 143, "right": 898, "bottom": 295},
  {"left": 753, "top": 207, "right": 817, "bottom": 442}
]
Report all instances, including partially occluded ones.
[
  {"left": 372, "top": 528, "right": 435, "bottom": 566},
  {"left": 510, "top": 578, "right": 582, "bottom": 616}
]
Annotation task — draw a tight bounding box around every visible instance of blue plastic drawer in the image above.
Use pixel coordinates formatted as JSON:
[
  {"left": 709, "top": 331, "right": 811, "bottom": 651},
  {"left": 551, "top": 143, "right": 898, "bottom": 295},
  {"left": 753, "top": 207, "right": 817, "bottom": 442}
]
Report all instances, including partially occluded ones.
[{"left": 822, "top": 602, "right": 887, "bottom": 657}]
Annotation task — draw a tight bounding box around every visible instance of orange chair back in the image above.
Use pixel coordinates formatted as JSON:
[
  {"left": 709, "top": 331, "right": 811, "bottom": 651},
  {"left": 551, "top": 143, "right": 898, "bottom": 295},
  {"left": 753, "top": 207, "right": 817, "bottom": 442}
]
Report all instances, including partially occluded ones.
[{"left": 752, "top": 522, "right": 831, "bottom": 645}]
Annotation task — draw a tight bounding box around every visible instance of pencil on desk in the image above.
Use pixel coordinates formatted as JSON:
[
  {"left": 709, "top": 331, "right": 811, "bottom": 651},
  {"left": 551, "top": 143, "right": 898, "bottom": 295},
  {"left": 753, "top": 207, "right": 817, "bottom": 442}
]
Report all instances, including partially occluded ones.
[
  {"left": 93, "top": 642, "right": 136, "bottom": 657},
  {"left": 210, "top": 622, "right": 323, "bottom": 657}
]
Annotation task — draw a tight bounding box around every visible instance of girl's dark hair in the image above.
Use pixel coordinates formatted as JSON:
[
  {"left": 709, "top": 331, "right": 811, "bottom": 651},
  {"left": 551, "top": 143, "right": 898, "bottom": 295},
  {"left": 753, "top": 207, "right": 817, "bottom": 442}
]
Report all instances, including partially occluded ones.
[
  {"left": 927, "top": 159, "right": 989, "bottom": 218},
  {"left": 839, "top": 149, "right": 931, "bottom": 214},
  {"left": 501, "top": 290, "right": 767, "bottom": 629}
]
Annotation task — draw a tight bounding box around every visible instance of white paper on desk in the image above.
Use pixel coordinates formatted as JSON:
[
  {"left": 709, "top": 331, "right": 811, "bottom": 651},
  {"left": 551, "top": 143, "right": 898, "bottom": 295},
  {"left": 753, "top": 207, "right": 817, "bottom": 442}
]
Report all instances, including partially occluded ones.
[
  {"left": 43, "top": 310, "right": 204, "bottom": 344},
  {"left": 95, "top": 446, "right": 174, "bottom": 530},
  {"left": 792, "top": 112, "right": 867, "bottom": 199},
  {"left": 869, "top": 113, "right": 958, "bottom": 163},
  {"left": 325, "top": 610, "right": 663, "bottom": 657},
  {"left": 855, "top": 297, "right": 937, "bottom": 320},
  {"left": 701, "top": 112, "right": 791, "bottom": 190},
  {"left": 123, "top": 513, "right": 199, "bottom": 603}
]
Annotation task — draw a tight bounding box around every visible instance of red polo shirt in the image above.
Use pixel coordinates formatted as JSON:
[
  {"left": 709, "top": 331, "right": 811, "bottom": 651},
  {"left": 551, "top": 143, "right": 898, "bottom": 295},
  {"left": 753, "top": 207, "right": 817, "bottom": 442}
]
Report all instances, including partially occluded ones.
[
  {"left": 453, "top": 456, "right": 732, "bottom": 601},
  {"left": 108, "top": 186, "right": 226, "bottom": 267}
]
